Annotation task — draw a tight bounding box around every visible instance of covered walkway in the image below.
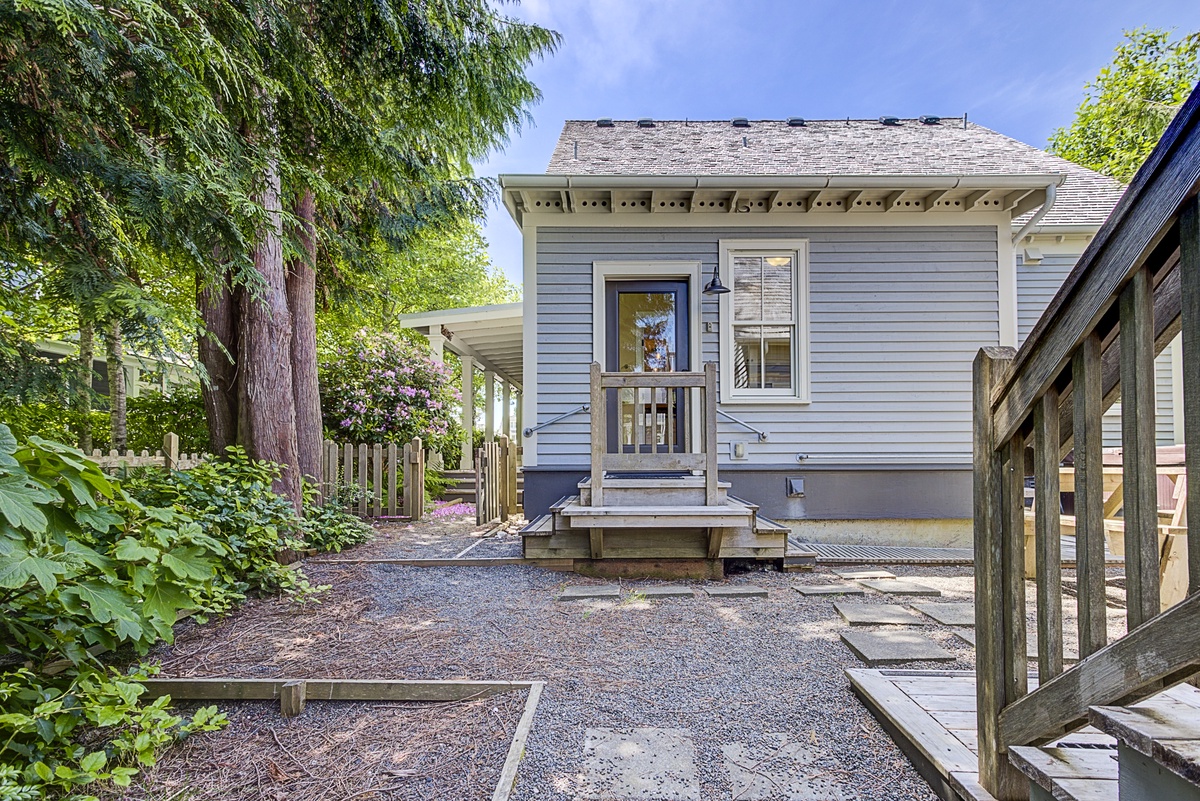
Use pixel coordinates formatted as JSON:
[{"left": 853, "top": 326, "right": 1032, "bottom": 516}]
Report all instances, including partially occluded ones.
[{"left": 398, "top": 302, "right": 523, "bottom": 468}]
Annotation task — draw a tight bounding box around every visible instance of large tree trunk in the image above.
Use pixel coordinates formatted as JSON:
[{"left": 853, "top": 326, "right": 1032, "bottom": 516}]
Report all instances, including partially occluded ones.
[
  {"left": 197, "top": 266, "right": 240, "bottom": 454},
  {"left": 76, "top": 320, "right": 94, "bottom": 452},
  {"left": 103, "top": 321, "right": 126, "bottom": 451},
  {"left": 238, "top": 160, "right": 303, "bottom": 513},
  {"left": 286, "top": 188, "right": 322, "bottom": 487}
]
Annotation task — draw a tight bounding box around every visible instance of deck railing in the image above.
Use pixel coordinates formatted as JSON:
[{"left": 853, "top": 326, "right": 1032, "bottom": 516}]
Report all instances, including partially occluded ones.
[
  {"left": 973, "top": 82, "right": 1200, "bottom": 799},
  {"left": 588, "top": 361, "right": 718, "bottom": 506}
]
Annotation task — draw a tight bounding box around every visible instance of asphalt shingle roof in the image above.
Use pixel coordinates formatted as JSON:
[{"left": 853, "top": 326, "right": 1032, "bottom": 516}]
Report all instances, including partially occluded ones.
[{"left": 546, "top": 119, "right": 1126, "bottom": 227}]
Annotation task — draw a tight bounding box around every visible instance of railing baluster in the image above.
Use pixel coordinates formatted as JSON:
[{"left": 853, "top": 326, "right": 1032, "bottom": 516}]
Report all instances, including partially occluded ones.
[
  {"left": 1120, "top": 266, "right": 1161, "bottom": 629},
  {"left": 1073, "top": 333, "right": 1108, "bottom": 656},
  {"left": 1003, "top": 432, "right": 1030, "bottom": 704},
  {"left": 704, "top": 363, "right": 718, "bottom": 504},
  {"left": 589, "top": 362, "right": 604, "bottom": 506},
  {"left": 650, "top": 388, "right": 658, "bottom": 454},
  {"left": 973, "top": 346, "right": 1026, "bottom": 798},
  {"left": 1034, "top": 388, "right": 1064, "bottom": 680},
  {"left": 1181, "top": 195, "right": 1200, "bottom": 595}
]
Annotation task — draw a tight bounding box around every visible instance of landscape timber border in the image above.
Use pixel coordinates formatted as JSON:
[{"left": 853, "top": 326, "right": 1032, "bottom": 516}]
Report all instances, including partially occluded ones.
[{"left": 140, "top": 677, "right": 546, "bottom": 801}]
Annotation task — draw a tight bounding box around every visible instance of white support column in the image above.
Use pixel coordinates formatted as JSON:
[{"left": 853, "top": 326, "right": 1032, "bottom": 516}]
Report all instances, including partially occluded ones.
[
  {"left": 461, "top": 355, "right": 474, "bottom": 469},
  {"left": 484, "top": 370, "right": 496, "bottom": 442},
  {"left": 427, "top": 332, "right": 446, "bottom": 363},
  {"left": 515, "top": 390, "right": 523, "bottom": 442},
  {"left": 502, "top": 381, "right": 512, "bottom": 441}
]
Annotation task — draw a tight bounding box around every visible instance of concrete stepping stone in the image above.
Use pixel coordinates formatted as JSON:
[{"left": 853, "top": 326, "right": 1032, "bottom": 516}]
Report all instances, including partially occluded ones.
[
  {"left": 722, "top": 734, "right": 848, "bottom": 800},
  {"left": 834, "top": 603, "right": 926, "bottom": 626},
  {"left": 793, "top": 584, "right": 865, "bottom": 596},
  {"left": 952, "top": 628, "right": 1079, "bottom": 662},
  {"left": 912, "top": 602, "right": 976, "bottom": 626},
  {"left": 858, "top": 578, "right": 941, "bottom": 596},
  {"left": 636, "top": 586, "right": 695, "bottom": 598},
  {"left": 579, "top": 727, "right": 700, "bottom": 800},
  {"left": 704, "top": 585, "right": 767, "bottom": 598},
  {"left": 840, "top": 630, "right": 956, "bottom": 665},
  {"left": 832, "top": 567, "right": 896, "bottom": 580},
  {"left": 556, "top": 584, "right": 620, "bottom": 601}
]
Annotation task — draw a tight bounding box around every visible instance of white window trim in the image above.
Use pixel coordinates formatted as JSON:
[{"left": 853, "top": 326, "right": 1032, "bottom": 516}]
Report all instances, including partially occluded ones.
[{"left": 718, "top": 239, "right": 811, "bottom": 405}]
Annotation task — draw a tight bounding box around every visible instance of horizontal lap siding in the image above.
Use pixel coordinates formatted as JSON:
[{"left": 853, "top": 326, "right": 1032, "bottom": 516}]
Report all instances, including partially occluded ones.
[
  {"left": 537, "top": 225, "right": 998, "bottom": 465},
  {"left": 1017, "top": 255, "right": 1177, "bottom": 447}
]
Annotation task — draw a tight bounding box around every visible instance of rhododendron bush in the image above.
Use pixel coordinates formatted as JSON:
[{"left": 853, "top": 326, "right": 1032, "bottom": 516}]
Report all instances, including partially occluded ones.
[{"left": 319, "top": 332, "right": 460, "bottom": 451}]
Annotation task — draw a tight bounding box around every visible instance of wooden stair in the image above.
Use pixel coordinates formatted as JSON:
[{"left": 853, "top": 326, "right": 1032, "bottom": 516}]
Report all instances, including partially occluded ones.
[
  {"left": 520, "top": 474, "right": 788, "bottom": 561},
  {"left": 1009, "top": 683, "right": 1200, "bottom": 800},
  {"left": 440, "top": 468, "right": 523, "bottom": 506}
]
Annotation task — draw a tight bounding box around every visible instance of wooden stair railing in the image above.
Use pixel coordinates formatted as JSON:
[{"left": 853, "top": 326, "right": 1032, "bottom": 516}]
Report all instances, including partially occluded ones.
[
  {"left": 588, "top": 362, "right": 718, "bottom": 507},
  {"left": 973, "top": 81, "right": 1200, "bottom": 800}
]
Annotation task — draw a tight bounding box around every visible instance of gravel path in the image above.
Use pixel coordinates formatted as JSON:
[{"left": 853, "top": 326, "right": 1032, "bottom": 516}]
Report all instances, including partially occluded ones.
[{"left": 134, "top": 512, "right": 1129, "bottom": 800}]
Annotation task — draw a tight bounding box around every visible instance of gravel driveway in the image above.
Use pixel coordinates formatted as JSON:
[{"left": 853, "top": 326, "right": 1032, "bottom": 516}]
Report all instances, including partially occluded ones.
[{"left": 135, "top": 513, "right": 993, "bottom": 799}]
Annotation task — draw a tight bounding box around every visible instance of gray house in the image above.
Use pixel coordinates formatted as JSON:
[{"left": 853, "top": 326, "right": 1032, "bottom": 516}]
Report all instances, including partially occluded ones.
[{"left": 406, "top": 117, "right": 1176, "bottom": 556}]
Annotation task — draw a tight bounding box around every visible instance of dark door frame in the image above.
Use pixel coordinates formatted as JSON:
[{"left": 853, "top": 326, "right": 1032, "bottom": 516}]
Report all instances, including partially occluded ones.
[{"left": 603, "top": 279, "right": 690, "bottom": 454}]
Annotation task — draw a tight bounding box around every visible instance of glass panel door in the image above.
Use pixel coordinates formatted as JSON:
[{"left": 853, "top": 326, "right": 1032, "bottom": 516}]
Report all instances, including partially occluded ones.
[{"left": 604, "top": 280, "right": 689, "bottom": 454}]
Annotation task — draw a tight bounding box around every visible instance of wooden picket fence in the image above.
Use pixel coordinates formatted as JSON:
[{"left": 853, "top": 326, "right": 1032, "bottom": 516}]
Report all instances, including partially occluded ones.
[
  {"left": 321, "top": 437, "right": 425, "bottom": 521},
  {"left": 476, "top": 435, "right": 518, "bottom": 525},
  {"left": 91, "top": 433, "right": 208, "bottom": 472}
]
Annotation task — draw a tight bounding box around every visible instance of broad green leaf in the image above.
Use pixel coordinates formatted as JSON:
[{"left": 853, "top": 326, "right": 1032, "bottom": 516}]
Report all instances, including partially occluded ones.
[
  {"left": 161, "top": 547, "right": 213, "bottom": 581},
  {"left": 74, "top": 505, "right": 124, "bottom": 534},
  {"left": 0, "top": 547, "right": 71, "bottom": 592},
  {"left": 0, "top": 474, "right": 55, "bottom": 532},
  {"left": 141, "top": 582, "right": 189, "bottom": 625},
  {"left": 68, "top": 581, "right": 137, "bottom": 625},
  {"left": 33, "top": 761, "right": 52, "bottom": 781},
  {"left": 114, "top": 538, "right": 159, "bottom": 563},
  {"left": 0, "top": 425, "right": 16, "bottom": 455},
  {"left": 80, "top": 751, "right": 106, "bottom": 773}
]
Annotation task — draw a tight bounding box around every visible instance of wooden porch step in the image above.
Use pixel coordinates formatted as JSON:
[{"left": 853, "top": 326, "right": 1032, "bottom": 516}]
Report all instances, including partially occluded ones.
[
  {"left": 1090, "top": 683, "right": 1200, "bottom": 791},
  {"left": 1008, "top": 744, "right": 1118, "bottom": 800},
  {"left": 559, "top": 497, "right": 756, "bottom": 529},
  {"left": 578, "top": 475, "right": 730, "bottom": 507},
  {"left": 520, "top": 515, "right": 554, "bottom": 538}
]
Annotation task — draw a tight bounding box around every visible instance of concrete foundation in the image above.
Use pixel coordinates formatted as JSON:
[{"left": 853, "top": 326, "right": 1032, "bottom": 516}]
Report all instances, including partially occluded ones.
[{"left": 784, "top": 518, "right": 973, "bottom": 548}]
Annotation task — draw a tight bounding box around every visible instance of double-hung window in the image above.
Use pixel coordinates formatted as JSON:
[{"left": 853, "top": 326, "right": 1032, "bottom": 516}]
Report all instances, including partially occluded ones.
[{"left": 719, "top": 240, "right": 810, "bottom": 403}]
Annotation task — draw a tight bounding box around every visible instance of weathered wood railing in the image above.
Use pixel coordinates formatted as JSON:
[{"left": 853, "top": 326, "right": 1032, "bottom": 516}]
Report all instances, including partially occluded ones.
[
  {"left": 320, "top": 437, "right": 425, "bottom": 520},
  {"left": 588, "top": 361, "right": 717, "bottom": 507},
  {"left": 973, "top": 82, "right": 1200, "bottom": 799}
]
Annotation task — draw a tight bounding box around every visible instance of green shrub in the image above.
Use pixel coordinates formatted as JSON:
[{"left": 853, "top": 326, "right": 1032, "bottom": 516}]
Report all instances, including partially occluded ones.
[
  {"left": 125, "top": 387, "right": 209, "bottom": 454},
  {"left": 123, "top": 449, "right": 317, "bottom": 600},
  {"left": 299, "top": 484, "right": 374, "bottom": 553},
  {"left": 0, "top": 426, "right": 231, "bottom": 797},
  {"left": 0, "top": 402, "right": 108, "bottom": 451}
]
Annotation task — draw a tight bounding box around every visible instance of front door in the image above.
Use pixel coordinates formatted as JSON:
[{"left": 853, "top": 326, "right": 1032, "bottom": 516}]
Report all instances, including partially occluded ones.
[{"left": 604, "top": 280, "right": 690, "bottom": 455}]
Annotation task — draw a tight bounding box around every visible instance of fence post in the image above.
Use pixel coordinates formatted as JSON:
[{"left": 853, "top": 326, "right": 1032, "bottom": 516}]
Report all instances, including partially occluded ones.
[
  {"left": 475, "top": 447, "right": 485, "bottom": 525},
  {"left": 498, "top": 436, "right": 510, "bottom": 519},
  {"left": 411, "top": 437, "right": 424, "bottom": 522},
  {"left": 372, "top": 443, "right": 383, "bottom": 518},
  {"left": 324, "top": 440, "right": 338, "bottom": 503},
  {"left": 163, "top": 433, "right": 179, "bottom": 471},
  {"left": 507, "top": 436, "right": 518, "bottom": 515},
  {"left": 357, "top": 443, "right": 368, "bottom": 517},
  {"left": 387, "top": 443, "right": 398, "bottom": 517},
  {"left": 402, "top": 442, "right": 412, "bottom": 519},
  {"left": 343, "top": 444, "right": 354, "bottom": 512}
]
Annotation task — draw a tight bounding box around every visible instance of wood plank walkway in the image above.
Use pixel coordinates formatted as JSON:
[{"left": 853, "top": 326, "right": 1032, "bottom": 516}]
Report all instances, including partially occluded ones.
[{"left": 847, "top": 669, "right": 1116, "bottom": 801}]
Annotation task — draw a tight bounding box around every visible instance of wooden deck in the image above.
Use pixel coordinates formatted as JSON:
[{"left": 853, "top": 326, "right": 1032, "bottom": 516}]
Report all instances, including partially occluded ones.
[{"left": 847, "top": 669, "right": 1116, "bottom": 801}]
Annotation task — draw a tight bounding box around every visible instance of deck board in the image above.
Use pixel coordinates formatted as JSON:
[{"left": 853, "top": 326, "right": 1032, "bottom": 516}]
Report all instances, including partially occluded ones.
[{"left": 847, "top": 669, "right": 1117, "bottom": 801}]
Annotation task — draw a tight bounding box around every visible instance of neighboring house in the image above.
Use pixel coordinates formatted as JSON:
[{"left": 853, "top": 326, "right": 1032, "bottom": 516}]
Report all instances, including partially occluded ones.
[
  {"left": 36, "top": 339, "right": 195, "bottom": 398},
  {"left": 405, "top": 116, "right": 1177, "bottom": 549}
]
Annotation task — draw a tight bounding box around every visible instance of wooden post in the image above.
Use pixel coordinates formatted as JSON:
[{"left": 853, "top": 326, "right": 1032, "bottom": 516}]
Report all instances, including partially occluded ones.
[
  {"left": 402, "top": 442, "right": 412, "bottom": 519},
  {"left": 1181, "top": 195, "right": 1200, "bottom": 595},
  {"left": 498, "top": 436, "right": 511, "bottom": 519},
  {"left": 411, "top": 437, "right": 424, "bottom": 522},
  {"left": 387, "top": 443, "right": 398, "bottom": 517},
  {"left": 973, "top": 346, "right": 1026, "bottom": 800},
  {"left": 163, "top": 433, "right": 179, "bottom": 471},
  {"left": 704, "top": 363, "right": 718, "bottom": 505},
  {"left": 475, "top": 447, "right": 484, "bottom": 525},
  {"left": 372, "top": 443, "right": 383, "bottom": 518},
  {"left": 324, "top": 440, "right": 338, "bottom": 502},
  {"left": 1034, "top": 388, "right": 1063, "bottom": 681},
  {"left": 357, "top": 443, "right": 368, "bottom": 517},
  {"left": 461, "top": 355, "right": 475, "bottom": 470},
  {"left": 1120, "top": 266, "right": 1161, "bottom": 629},
  {"left": 502, "top": 381, "right": 512, "bottom": 441},
  {"left": 280, "top": 680, "right": 306, "bottom": 718},
  {"left": 343, "top": 444, "right": 354, "bottom": 511},
  {"left": 507, "top": 436, "right": 519, "bottom": 513},
  {"left": 1073, "top": 334, "right": 1108, "bottom": 658},
  {"left": 590, "top": 362, "right": 605, "bottom": 507}
]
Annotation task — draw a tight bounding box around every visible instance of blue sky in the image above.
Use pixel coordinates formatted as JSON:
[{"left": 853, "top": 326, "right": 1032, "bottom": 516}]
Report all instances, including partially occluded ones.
[{"left": 475, "top": 0, "right": 1200, "bottom": 284}]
